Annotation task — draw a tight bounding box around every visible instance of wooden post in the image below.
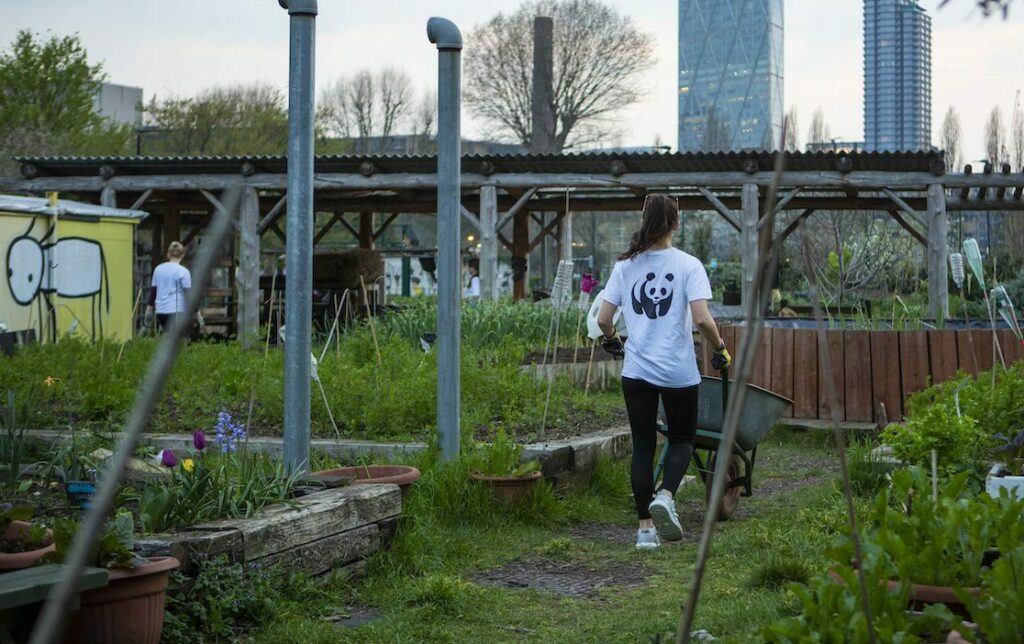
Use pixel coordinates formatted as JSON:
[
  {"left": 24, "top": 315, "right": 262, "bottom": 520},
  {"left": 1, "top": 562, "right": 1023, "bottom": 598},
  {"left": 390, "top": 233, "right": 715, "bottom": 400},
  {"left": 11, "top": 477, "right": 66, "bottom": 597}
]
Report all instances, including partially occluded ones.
[
  {"left": 480, "top": 184, "right": 499, "bottom": 300},
  {"left": 927, "top": 183, "right": 949, "bottom": 321},
  {"left": 100, "top": 187, "right": 116, "bottom": 208},
  {"left": 513, "top": 211, "right": 529, "bottom": 300},
  {"left": 530, "top": 17, "right": 556, "bottom": 154},
  {"left": 358, "top": 212, "right": 374, "bottom": 249},
  {"left": 740, "top": 184, "right": 759, "bottom": 308},
  {"left": 238, "top": 187, "right": 261, "bottom": 346}
]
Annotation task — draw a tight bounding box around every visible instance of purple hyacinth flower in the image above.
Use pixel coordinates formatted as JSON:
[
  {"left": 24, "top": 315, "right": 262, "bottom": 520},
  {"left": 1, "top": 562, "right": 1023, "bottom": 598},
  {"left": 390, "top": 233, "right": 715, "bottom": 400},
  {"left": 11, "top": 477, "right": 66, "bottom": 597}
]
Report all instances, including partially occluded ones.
[
  {"left": 160, "top": 449, "right": 178, "bottom": 468},
  {"left": 193, "top": 430, "right": 207, "bottom": 451}
]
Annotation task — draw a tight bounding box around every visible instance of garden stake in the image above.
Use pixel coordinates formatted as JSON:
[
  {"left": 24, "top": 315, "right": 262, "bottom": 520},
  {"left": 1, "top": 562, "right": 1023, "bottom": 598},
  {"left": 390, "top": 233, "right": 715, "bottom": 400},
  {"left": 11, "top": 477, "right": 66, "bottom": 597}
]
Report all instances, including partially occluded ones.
[
  {"left": 116, "top": 288, "right": 145, "bottom": 363},
  {"left": 360, "top": 276, "right": 383, "bottom": 368},
  {"left": 541, "top": 260, "right": 575, "bottom": 433},
  {"left": 931, "top": 449, "right": 938, "bottom": 502},
  {"left": 320, "top": 289, "right": 349, "bottom": 364},
  {"left": 265, "top": 270, "right": 278, "bottom": 357},
  {"left": 584, "top": 340, "right": 597, "bottom": 396},
  {"left": 28, "top": 188, "right": 241, "bottom": 644}
]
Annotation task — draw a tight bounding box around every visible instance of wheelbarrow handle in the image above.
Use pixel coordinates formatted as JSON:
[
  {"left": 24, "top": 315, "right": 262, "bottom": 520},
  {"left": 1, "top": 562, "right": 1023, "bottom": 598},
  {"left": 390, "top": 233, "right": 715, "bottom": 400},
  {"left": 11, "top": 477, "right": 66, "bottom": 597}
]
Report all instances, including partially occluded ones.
[{"left": 720, "top": 366, "right": 730, "bottom": 414}]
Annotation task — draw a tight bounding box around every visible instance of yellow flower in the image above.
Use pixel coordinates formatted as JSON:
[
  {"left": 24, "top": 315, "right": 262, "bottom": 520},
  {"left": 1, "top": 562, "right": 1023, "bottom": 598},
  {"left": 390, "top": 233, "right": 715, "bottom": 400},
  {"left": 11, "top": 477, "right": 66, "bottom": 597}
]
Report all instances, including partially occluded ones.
[
  {"left": 43, "top": 376, "right": 61, "bottom": 387},
  {"left": 182, "top": 458, "right": 195, "bottom": 473}
]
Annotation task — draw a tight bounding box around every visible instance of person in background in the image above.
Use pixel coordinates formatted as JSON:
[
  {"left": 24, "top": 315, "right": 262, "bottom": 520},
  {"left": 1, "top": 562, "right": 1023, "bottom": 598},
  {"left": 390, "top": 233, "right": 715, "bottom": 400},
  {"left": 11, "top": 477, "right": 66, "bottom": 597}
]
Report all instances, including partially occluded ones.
[
  {"left": 145, "top": 241, "right": 192, "bottom": 333},
  {"left": 779, "top": 299, "right": 798, "bottom": 317},
  {"left": 597, "top": 194, "right": 730, "bottom": 550},
  {"left": 463, "top": 257, "right": 481, "bottom": 299}
]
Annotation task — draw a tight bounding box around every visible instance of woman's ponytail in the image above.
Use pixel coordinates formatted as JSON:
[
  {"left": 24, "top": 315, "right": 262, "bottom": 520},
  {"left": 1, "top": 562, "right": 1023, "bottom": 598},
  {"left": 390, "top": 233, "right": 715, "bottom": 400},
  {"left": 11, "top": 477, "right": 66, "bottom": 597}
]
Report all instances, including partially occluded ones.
[{"left": 618, "top": 194, "right": 679, "bottom": 261}]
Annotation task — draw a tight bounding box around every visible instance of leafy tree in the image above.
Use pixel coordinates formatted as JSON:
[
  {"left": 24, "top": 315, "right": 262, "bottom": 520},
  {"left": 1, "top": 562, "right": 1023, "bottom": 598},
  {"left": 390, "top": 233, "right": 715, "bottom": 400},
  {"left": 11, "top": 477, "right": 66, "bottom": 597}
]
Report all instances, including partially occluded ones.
[
  {"left": 0, "top": 30, "right": 131, "bottom": 172},
  {"left": 464, "top": 0, "right": 655, "bottom": 152},
  {"left": 142, "top": 83, "right": 288, "bottom": 156}
]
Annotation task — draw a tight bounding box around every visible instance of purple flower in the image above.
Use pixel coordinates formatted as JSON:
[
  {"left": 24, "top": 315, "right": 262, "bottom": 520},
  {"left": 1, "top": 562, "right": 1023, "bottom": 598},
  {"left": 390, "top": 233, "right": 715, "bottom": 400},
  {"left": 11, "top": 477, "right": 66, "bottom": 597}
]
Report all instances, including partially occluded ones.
[
  {"left": 213, "top": 411, "right": 247, "bottom": 453},
  {"left": 580, "top": 273, "right": 598, "bottom": 294},
  {"left": 193, "top": 430, "right": 207, "bottom": 452},
  {"left": 160, "top": 449, "right": 178, "bottom": 468}
]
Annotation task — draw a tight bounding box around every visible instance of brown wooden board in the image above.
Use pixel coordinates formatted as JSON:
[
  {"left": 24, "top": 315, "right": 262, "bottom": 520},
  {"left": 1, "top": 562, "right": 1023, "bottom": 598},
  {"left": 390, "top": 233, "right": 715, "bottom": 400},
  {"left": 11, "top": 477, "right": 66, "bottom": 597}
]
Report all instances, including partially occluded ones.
[
  {"left": 819, "top": 330, "right": 845, "bottom": 420},
  {"left": 957, "top": 330, "right": 983, "bottom": 376},
  {"left": 792, "top": 329, "right": 818, "bottom": 419},
  {"left": 928, "top": 330, "right": 959, "bottom": 385},
  {"left": 899, "top": 331, "right": 930, "bottom": 404},
  {"left": 843, "top": 331, "right": 872, "bottom": 422},
  {"left": 869, "top": 332, "right": 902, "bottom": 425},
  {"left": 975, "top": 330, "right": 995, "bottom": 374},
  {"left": 1001, "top": 329, "right": 1024, "bottom": 364},
  {"left": 728, "top": 326, "right": 743, "bottom": 377},
  {"left": 753, "top": 328, "right": 773, "bottom": 389},
  {"left": 721, "top": 325, "right": 737, "bottom": 369},
  {"left": 771, "top": 328, "right": 795, "bottom": 417}
]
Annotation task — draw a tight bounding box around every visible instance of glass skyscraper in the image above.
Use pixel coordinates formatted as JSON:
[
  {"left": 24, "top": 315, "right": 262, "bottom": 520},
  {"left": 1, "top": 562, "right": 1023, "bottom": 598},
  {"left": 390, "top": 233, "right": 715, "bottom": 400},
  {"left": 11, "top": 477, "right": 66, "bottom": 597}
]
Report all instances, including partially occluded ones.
[
  {"left": 863, "top": 0, "right": 932, "bottom": 151},
  {"left": 678, "top": 0, "right": 784, "bottom": 152}
]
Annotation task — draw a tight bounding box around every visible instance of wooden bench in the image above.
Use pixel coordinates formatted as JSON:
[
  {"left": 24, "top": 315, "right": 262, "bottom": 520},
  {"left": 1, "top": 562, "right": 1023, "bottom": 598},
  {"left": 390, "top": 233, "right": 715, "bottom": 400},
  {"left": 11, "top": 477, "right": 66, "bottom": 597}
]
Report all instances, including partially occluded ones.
[{"left": 0, "top": 565, "right": 109, "bottom": 644}]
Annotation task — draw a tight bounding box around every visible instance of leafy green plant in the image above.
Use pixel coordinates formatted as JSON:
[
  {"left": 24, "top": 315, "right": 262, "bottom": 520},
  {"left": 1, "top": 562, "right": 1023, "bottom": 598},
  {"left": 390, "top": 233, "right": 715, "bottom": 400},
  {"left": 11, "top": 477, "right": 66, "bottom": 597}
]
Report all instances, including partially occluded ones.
[
  {"left": 846, "top": 437, "right": 894, "bottom": 498},
  {"left": 991, "top": 427, "right": 1024, "bottom": 475},
  {"left": 880, "top": 400, "right": 995, "bottom": 481},
  {"left": 0, "top": 507, "right": 48, "bottom": 552},
  {"left": 747, "top": 553, "right": 812, "bottom": 591},
  {"left": 955, "top": 545, "right": 1024, "bottom": 643},
  {"left": 466, "top": 428, "right": 540, "bottom": 477},
  {"left": 45, "top": 511, "right": 141, "bottom": 569},
  {"left": 1, "top": 389, "right": 32, "bottom": 492}
]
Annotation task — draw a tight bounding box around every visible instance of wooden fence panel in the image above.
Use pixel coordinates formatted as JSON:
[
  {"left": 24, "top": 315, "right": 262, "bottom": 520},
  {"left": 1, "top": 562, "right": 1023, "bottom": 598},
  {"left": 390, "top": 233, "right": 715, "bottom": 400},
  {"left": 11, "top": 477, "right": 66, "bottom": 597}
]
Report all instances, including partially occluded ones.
[
  {"left": 752, "top": 328, "right": 773, "bottom": 389},
  {"left": 843, "top": 331, "right": 872, "bottom": 422},
  {"left": 771, "top": 328, "right": 795, "bottom": 416},
  {"left": 929, "top": 330, "right": 959, "bottom": 385},
  {"left": 722, "top": 325, "right": 737, "bottom": 376},
  {"left": 1001, "top": 329, "right": 1024, "bottom": 364},
  {"left": 792, "top": 329, "right": 818, "bottom": 419},
  {"left": 975, "top": 330, "right": 995, "bottom": 373},
  {"left": 870, "top": 332, "right": 902, "bottom": 424},
  {"left": 900, "top": 331, "right": 930, "bottom": 405},
  {"left": 957, "top": 330, "right": 986, "bottom": 376},
  {"left": 820, "top": 330, "right": 846, "bottom": 420}
]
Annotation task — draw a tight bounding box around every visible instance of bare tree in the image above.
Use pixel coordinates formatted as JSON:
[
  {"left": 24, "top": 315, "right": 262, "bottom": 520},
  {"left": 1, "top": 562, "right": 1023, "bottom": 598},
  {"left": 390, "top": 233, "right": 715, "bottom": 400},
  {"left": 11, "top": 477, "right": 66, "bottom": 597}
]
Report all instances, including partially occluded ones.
[
  {"left": 784, "top": 106, "right": 800, "bottom": 151},
  {"left": 985, "top": 105, "right": 1007, "bottom": 165},
  {"left": 807, "top": 108, "right": 830, "bottom": 147},
  {"left": 940, "top": 106, "right": 963, "bottom": 172},
  {"left": 319, "top": 67, "right": 414, "bottom": 153},
  {"left": 410, "top": 89, "right": 437, "bottom": 154},
  {"left": 464, "top": 0, "right": 655, "bottom": 151},
  {"left": 1011, "top": 92, "right": 1023, "bottom": 171}
]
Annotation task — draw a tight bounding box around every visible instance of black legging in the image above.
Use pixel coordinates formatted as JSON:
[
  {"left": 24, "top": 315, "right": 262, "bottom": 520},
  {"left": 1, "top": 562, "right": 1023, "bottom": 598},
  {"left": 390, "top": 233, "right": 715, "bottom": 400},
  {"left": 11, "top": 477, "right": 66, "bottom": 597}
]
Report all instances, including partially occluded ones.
[{"left": 622, "top": 377, "right": 698, "bottom": 520}]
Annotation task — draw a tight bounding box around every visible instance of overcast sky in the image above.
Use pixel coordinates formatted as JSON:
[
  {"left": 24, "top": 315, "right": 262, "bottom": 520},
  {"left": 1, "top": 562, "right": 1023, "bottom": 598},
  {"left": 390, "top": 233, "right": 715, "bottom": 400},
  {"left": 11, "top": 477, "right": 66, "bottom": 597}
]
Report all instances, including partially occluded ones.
[{"left": 1, "top": 0, "right": 1021, "bottom": 162}]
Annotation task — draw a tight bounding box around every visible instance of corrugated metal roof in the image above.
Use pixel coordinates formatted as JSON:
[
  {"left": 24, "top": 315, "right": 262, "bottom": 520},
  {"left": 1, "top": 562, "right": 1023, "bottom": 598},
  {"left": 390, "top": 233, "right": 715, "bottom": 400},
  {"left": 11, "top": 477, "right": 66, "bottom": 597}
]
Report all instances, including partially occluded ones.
[
  {"left": 0, "top": 194, "right": 148, "bottom": 220},
  {"left": 14, "top": 150, "right": 946, "bottom": 178}
]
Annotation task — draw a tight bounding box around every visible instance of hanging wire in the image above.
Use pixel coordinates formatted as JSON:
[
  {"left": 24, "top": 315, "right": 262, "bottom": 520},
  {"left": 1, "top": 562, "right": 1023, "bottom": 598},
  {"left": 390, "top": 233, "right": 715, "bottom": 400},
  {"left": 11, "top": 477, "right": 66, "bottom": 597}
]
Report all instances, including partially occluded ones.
[{"left": 28, "top": 188, "right": 243, "bottom": 644}]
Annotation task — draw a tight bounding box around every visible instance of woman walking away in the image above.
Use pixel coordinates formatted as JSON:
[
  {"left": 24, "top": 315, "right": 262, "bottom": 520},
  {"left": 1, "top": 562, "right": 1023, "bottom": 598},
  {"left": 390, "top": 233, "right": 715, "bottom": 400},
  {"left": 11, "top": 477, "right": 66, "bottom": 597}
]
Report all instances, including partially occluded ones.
[
  {"left": 596, "top": 195, "right": 731, "bottom": 550},
  {"left": 145, "top": 241, "right": 192, "bottom": 334}
]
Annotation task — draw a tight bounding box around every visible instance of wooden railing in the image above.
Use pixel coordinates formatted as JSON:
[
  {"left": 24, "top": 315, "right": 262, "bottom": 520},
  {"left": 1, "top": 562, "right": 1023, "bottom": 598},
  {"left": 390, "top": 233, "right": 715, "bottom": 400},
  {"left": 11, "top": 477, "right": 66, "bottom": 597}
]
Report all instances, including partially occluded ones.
[{"left": 699, "top": 325, "right": 1024, "bottom": 425}]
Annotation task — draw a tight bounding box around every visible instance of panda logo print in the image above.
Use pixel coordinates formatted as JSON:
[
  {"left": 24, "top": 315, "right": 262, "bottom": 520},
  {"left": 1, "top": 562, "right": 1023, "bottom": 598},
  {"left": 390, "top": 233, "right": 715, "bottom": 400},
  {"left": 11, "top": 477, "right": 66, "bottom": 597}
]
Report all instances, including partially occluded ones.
[{"left": 631, "top": 272, "right": 674, "bottom": 320}]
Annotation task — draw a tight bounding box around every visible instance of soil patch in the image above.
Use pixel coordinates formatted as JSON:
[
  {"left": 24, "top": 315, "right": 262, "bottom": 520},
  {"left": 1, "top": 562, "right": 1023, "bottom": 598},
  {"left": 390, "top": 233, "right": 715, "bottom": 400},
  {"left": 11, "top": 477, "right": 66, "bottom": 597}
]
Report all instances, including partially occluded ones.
[
  {"left": 522, "top": 347, "right": 617, "bottom": 365},
  {"left": 568, "top": 523, "right": 637, "bottom": 546},
  {"left": 473, "top": 557, "right": 649, "bottom": 598}
]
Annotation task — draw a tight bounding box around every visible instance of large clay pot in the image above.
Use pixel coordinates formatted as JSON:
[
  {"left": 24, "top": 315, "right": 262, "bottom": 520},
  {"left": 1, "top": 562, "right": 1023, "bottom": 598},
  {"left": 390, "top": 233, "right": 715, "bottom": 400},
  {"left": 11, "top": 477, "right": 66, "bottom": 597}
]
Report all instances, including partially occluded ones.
[
  {"left": 470, "top": 470, "right": 543, "bottom": 503},
  {"left": 0, "top": 520, "right": 55, "bottom": 571},
  {"left": 64, "top": 556, "right": 179, "bottom": 644},
  {"left": 313, "top": 465, "right": 421, "bottom": 497}
]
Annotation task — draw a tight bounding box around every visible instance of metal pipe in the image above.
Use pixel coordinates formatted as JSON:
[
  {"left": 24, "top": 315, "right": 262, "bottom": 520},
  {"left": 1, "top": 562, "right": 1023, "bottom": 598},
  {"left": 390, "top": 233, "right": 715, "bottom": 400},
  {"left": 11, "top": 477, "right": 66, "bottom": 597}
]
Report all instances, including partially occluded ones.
[
  {"left": 281, "top": 0, "right": 317, "bottom": 473},
  {"left": 428, "top": 16, "right": 462, "bottom": 462}
]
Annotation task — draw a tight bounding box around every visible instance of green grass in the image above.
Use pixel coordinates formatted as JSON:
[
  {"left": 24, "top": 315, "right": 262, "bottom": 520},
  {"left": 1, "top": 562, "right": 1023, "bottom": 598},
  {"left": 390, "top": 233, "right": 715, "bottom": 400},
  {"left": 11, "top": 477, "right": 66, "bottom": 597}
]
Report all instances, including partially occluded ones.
[{"left": 240, "top": 428, "right": 853, "bottom": 643}]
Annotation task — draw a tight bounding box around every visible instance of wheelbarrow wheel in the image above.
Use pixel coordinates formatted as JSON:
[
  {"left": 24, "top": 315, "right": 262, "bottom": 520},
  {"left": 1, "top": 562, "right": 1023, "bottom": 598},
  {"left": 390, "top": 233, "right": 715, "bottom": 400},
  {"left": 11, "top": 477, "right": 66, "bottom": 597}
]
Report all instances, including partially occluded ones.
[{"left": 703, "top": 454, "right": 743, "bottom": 521}]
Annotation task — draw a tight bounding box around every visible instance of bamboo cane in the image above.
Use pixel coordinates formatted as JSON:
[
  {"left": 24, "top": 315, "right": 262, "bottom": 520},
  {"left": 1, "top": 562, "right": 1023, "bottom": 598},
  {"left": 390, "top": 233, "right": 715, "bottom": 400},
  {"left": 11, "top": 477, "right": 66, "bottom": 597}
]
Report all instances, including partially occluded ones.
[
  {"left": 360, "top": 276, "right": 382, "bottom": 368},
  {"left": 117, "top": 288, "right": 145, "bottom": 363},
  {"left": 584, "top": 340, "right": 597, "bottom": 396},
  {"left": 264, "top": 271, "right": 278, "bottom": 357}
]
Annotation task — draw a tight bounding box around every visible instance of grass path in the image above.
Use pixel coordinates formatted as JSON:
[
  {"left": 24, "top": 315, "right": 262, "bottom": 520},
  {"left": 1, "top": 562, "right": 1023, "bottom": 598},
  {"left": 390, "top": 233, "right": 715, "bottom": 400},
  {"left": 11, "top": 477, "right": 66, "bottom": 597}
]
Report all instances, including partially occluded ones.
[{"left": 249, "top": 430, "right": 855, "bottom": 643}]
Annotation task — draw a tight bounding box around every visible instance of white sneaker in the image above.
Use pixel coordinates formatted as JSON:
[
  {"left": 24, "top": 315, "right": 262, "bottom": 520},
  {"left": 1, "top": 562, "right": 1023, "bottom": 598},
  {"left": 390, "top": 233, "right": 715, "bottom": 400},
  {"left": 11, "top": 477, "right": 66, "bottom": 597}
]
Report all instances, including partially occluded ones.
[
  {"left": 648, "top": 491, "right": 683, "bottom": 542},
  {"left": 635, "top": 528, "right": 659, "bottom": 550}
]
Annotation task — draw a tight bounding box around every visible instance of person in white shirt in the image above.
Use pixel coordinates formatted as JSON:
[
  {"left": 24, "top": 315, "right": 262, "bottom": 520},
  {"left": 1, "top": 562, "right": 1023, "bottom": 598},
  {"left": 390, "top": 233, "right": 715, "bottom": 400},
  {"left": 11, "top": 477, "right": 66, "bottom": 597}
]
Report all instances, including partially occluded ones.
[
  {"left": 145, "top": 241, "right": 193, "bottom": 333},
  {"left": 597, "top": 194, "right": 731, "bottom": 550},
  {"left": 463, "top": 257, "right": 481, "bottom": 299}
]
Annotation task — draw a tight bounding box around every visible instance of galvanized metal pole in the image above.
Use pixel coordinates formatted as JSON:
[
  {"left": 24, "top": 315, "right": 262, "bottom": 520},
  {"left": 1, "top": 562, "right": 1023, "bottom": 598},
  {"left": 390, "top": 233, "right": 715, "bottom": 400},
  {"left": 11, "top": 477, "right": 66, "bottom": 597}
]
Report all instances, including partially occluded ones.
[
  {"left": 428, "top": 17, "right": 462, "bottom": 462},
  {"left": 281, "top": 0, "right": 317, "bottom": 473}
]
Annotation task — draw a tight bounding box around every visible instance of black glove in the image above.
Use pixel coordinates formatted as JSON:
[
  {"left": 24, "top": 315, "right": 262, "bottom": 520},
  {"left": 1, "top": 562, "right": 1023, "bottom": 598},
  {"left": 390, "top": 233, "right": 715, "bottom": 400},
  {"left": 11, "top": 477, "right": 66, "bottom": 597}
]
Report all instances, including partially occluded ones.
[
  {"left": 602, "top": 334, "right": 625, "bottom": 359},
  {"left": 711, "top": 342, "right": 732, "bottom": 371}
]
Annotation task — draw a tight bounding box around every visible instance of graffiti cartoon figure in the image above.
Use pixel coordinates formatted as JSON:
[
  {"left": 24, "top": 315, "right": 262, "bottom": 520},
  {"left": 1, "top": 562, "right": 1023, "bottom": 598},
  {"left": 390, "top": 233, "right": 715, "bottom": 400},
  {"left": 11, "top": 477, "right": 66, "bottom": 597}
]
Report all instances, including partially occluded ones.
[
  {"left": 631, "top": 271, "right": 674, "bottom": 320},
  {"left": 6, "top": 218, "right": 109, "bottom": 340}
]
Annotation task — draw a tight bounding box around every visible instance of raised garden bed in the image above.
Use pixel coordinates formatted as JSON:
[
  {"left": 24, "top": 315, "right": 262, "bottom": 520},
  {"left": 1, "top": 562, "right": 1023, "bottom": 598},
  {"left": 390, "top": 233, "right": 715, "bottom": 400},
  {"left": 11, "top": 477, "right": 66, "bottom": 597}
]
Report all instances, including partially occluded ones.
[{"left": 134, "top": 483, "right": 401, "bottom": 576}]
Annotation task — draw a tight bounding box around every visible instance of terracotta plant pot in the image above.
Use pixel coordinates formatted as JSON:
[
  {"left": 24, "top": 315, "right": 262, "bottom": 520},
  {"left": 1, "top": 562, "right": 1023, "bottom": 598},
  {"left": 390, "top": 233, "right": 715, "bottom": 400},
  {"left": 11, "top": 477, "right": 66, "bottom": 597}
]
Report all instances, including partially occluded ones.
[
  {"left": 64, "top": 556, "right": 179, "bottom": 644},
  {"left": 829, "top": 567, "right": 982, "bottom": 617},
  {"left": 313, "top": 465, "right": 421, "bottom": 497},
  {"left": 0, "top": 520, "right": 55, "bottom": 571},
  {"left": 470, "top": 470, "right": 543, "bottom": 503}
]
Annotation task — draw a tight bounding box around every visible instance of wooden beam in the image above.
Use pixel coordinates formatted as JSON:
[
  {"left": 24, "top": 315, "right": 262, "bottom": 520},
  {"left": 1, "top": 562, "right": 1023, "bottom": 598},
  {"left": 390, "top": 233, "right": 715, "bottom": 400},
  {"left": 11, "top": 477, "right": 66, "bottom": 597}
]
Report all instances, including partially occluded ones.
[
  {"left": 775, "top": 209, "right": 815, "bottom": 245},
  {"left": 882, "top": 188, "right": 925, "bottom": 227},
  {"left": 269, "top": 221, "right": 286, "bottom": 243},
  {"left": 740, "top": 184, "right": 759, "bottom": 307},
  {"left": 946, "top": 198, "right": 1024, "bottom": 211},
  {"left": 459, "top": 205, "right": 481, "bottom": 231},
  {"left": 886, "top": 210, "right": 928, "bottom": 247},
  {"left": 200, "top": 188, "right": 226, "bottom": 213},
  {"left": 313, "top": 213, "right": 343, "bottom": 245},
  {"left": 337, "top": 215, "right": 358, "bottom": 238},
  {"left": 257, "top": 194, "right": 288, "bottom": 234},
  {"left": 528, "top": 212, "right": 566, "bottom": 253},
  {"left": 927, "top": 184, "right": 949, "bottom": 320},
  {"left": 513, "top": 211, "right": 529, "bottom": 300},
  {"left": 479, "top": 185, "right": 499, "bottom": 301},
  {"left": 358, "top": 212, "right": 373, "bottom": 249},
  {"left": 697, "top": 187, "right": 741, "bottom": 231},
  {"left": 496, "top": 187, "right": 538, "bottom": 231},
  {"left": 237, "top": 187, "right": 260, "bottom": 346},
  {"left": 372, "top": 213, "right": 400, "bottom": 241},
  {"left": 129, "top": 189, "right": 154, "bottom": 211},
  {"left": 180, "top": 213, "right": 211, "bottom": 249}
]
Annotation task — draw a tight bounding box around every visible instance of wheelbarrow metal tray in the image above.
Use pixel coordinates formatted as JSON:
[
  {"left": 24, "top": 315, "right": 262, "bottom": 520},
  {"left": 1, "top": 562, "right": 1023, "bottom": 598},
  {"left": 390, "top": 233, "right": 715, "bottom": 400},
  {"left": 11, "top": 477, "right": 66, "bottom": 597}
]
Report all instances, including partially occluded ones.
[{"left": 695, "top": 376, "right": 792, "bottom": 452}]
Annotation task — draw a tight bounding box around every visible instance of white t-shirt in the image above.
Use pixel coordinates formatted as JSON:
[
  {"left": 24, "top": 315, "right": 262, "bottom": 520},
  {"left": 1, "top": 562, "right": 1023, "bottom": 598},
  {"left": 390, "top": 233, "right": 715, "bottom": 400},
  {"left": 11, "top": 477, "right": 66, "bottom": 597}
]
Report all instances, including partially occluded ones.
[
  {"left": 152, "top": 261, "right": 191, "bottom": 314},
  {"left": 463, "top": 275, "right": 481, "bottom": 298},
  {"left": 600, "top": 248, "right": 712, "bottom": 388}
]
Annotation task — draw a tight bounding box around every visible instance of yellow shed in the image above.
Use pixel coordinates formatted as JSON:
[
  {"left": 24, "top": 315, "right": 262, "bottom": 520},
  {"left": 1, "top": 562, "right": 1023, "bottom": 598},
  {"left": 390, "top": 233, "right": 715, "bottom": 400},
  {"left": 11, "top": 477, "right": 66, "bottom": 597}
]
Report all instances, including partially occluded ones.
[{"left": 1, "top": 194, "right": 147, "bottom": 342}]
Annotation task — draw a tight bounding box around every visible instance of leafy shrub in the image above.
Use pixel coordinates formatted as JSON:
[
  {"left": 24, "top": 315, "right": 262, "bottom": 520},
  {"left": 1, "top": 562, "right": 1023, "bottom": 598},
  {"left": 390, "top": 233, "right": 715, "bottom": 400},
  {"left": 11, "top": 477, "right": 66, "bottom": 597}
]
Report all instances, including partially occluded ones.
[
  {"left": 956, "top": 545, "right": 1024, "bottom": 643},
  {"left": 846, "top": 438, "right": 894, "bottom": 498},
  {"left": 881, "top": 400, "right": 995, "bottom": 481},
  {"left": 465, "top": 428, "right": 539, "bottom": 477}
]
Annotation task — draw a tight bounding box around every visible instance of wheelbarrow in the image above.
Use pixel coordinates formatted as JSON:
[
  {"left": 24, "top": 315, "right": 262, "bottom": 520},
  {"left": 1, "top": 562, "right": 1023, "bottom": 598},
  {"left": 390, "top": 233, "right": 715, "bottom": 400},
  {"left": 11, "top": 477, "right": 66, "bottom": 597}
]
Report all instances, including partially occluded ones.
[{"left": 653, "top": 369, "right": 792, "bottom": 520}]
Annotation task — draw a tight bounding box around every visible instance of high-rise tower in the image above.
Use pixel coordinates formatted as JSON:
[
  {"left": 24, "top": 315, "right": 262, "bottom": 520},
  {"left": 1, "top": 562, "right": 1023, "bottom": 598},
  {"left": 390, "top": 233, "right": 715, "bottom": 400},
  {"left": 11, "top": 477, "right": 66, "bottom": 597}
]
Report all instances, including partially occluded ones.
[
  {"left": 863, "top": 0, "right": 932, "bottom": 151},
  {"left": 678, "top": 0, "right": 784, "bottom": 152}
]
